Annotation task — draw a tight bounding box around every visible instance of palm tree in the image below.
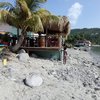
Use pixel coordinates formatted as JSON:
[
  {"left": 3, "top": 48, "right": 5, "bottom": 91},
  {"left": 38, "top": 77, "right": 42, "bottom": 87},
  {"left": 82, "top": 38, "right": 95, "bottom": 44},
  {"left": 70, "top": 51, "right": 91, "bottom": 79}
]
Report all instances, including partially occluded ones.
[
  {"left": 0, "top": 0, "right": 47, "bottom": 52},
  {"left": 0, "top": 0, "right": 70, "bottom": 52},
  {"left": 36, "top": 9, "right": 70, "bottom": 38}
]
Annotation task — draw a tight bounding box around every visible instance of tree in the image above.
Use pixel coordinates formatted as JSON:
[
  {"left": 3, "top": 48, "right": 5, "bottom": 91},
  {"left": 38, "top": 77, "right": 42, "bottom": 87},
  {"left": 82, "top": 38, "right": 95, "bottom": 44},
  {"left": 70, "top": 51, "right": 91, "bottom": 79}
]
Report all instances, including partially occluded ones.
[
  {"left": 35, "top": 9, "right": 70, "bottom": 38},
  {"left": 0, "top": 0, "right": 70, "bottom": 52},
  {"left": 0, "top": 0, "right": 47, "bottom": 52}
]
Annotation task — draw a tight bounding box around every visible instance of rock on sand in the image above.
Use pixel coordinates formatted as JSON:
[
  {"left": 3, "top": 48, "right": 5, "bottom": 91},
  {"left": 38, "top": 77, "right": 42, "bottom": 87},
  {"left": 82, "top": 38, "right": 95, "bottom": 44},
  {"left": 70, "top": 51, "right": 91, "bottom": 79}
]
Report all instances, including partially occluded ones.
[{"left": 25, "top": 75, "right": 43, "bottom": 87}]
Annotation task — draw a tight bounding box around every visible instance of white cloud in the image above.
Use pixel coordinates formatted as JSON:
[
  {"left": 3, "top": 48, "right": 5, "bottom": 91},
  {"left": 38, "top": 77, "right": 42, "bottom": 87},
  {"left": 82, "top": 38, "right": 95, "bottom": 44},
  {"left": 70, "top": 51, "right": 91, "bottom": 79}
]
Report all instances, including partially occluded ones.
[{"left": 68, "top": 2, "right": 83, "bottom": 26}]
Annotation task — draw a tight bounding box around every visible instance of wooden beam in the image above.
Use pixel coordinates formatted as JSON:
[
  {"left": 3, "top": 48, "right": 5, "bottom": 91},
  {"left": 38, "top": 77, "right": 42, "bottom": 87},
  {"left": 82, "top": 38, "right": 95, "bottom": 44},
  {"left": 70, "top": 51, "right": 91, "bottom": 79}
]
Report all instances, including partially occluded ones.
[{"left": 20, "top": 47, "right": 61, "bottom": 51}]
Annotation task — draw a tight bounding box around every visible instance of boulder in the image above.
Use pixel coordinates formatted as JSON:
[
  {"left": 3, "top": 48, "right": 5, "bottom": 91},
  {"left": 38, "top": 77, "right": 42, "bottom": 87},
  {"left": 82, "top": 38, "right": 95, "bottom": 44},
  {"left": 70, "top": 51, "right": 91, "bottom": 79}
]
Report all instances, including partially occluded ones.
[
  {"left": 18, "top": 53, "right": 29, "bottom": 62},
  {"left": 25, "top": 75, "right": 43, "bottom": 87},
  {"left": 18, "top": 49, "right": 26, "bottom": 54}
]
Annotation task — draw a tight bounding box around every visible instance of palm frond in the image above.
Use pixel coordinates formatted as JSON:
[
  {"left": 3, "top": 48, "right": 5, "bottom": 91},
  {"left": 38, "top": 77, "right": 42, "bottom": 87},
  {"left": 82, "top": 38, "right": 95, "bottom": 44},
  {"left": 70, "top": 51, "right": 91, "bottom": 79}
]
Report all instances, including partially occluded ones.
[
  {"left": 24, "top": 0, "right": 47, "bottom": 11},
  {"left": 24, "top": 14, "right": 44, "bottom": 32},
  {"left": 35, "top": 8, "right": 51, "bottom": 26},
  {"left": 17, "top": 0, "right": 31, "bottom": 19},
  {"left": 0, "top": 10, "right": 20, "bottom": 28},
  {"left": 35, "top": 8, "right": 51, "bottom": 16},
  {"left": 0, "top": 2, "right": 14, "bottom": 11}
]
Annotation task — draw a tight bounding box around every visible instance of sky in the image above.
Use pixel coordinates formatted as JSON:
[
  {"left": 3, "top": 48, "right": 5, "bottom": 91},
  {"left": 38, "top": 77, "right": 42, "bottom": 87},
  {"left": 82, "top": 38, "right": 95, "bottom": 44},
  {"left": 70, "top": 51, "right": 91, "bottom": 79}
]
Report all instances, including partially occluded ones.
[{"left": 0, "top": 0, "right": 100, "bottom": 29}]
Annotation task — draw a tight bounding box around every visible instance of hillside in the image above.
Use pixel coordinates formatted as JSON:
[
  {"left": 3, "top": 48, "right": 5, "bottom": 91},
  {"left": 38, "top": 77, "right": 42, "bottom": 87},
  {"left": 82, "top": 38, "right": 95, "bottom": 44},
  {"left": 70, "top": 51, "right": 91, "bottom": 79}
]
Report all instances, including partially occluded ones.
[{"left": 67, "top": 28, "right": 100, "bottom": 45}]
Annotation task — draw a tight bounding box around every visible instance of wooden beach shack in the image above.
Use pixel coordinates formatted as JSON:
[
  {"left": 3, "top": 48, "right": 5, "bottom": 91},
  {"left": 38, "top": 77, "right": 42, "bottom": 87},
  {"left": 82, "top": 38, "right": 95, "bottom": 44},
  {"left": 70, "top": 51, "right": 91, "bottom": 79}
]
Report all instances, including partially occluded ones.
[
  {"left": 20, "top": 16, "right": 70, "bottom": 61},
  {"left": 0, "top": 16, "right": 70, "bottom": 61},
  {"left": 0, "top": 1, "right": 70, "bottom": 61}
]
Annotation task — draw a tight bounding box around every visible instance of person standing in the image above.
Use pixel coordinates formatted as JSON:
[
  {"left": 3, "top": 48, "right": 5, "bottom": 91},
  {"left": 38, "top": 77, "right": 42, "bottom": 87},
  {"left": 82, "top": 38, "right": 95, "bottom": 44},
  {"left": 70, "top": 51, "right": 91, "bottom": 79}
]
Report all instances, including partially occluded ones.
[{"left": 63, "top": 46, "right": 67, "bottom": 64}]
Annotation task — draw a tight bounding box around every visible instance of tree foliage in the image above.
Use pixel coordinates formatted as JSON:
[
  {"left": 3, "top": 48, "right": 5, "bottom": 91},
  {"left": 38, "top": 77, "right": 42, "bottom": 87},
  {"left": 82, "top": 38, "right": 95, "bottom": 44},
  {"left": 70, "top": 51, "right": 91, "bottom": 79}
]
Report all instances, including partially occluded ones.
[
  {"left": 66, "top": 28, "right": 100, "bottom": 45},
  {"left": 0, "top": 0, "right": 70, "bottom": 52},
  {"left": 0, "top": 0, "right": 47, "bottom": 52}
]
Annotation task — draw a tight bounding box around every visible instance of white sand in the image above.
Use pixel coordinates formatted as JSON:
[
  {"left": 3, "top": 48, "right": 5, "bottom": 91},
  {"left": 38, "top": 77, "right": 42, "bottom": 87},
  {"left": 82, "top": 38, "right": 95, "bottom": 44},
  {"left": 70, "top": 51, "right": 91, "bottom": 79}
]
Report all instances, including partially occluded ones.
[{"left": 0, "top": 48, "right": 100, "bottom": 100}]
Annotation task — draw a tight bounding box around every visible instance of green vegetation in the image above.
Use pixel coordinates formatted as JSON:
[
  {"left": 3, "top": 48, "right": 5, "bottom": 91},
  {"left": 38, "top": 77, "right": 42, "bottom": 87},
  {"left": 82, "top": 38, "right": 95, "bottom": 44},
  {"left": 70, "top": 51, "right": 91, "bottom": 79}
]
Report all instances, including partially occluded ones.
[
  {"left": 66, "top": 28, "right": 100, "bottom": 45},
  {"left": 0, "top": 0, "right": 50, "bottom": 52},
  {"left": 0, "top": 0, "right": 70, "bottom": 52}
]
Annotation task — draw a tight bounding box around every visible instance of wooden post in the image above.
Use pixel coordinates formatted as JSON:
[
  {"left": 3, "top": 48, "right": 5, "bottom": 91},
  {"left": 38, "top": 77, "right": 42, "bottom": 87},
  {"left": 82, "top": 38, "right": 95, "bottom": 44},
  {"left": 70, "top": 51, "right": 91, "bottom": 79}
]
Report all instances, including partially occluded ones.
[
  {"left": 58, "top": 34, "right": 63, "bottom": 48},
  {"left": 45, "top": 28, "right": 48, "bottom": 47},
  {"left": 58, "top": 35, "right": 63, "bottom": 62},
  {"left": 45, "top": 34, "right": 48, "bottom": 47}
]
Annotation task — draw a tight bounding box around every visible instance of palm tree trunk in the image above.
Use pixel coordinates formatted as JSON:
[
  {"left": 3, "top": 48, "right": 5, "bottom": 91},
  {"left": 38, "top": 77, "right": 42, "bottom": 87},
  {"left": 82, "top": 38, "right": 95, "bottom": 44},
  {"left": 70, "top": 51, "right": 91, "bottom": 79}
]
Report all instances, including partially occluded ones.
[{"left": 11, "top": 29, "right": 27, "bottom": 52}]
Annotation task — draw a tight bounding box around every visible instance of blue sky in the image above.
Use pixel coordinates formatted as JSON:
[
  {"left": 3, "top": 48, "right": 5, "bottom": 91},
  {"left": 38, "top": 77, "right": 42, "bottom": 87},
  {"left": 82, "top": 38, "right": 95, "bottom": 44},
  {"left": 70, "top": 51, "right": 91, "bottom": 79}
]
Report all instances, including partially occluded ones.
[{"left": 0, "top": 0, "right": 100, "bottom": 29}]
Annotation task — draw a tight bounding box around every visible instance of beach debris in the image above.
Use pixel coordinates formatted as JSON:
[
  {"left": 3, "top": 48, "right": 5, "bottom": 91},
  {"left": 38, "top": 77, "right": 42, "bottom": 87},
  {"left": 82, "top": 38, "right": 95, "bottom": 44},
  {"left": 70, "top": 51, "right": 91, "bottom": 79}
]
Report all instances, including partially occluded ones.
[
  {"left": 24, "top": 74, "right": 43, "bottom": 87},
  {"left": 17, "top": 53, "right": 29, "bottom": 62}
]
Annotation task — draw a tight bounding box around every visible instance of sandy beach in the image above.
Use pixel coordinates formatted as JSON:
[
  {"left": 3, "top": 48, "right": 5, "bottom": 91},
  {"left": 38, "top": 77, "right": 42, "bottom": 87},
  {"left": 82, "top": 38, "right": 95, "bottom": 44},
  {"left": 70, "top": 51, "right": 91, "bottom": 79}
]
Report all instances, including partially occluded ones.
[{"left": 0, "top": 48, "right": 100, "bottom": 100}]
